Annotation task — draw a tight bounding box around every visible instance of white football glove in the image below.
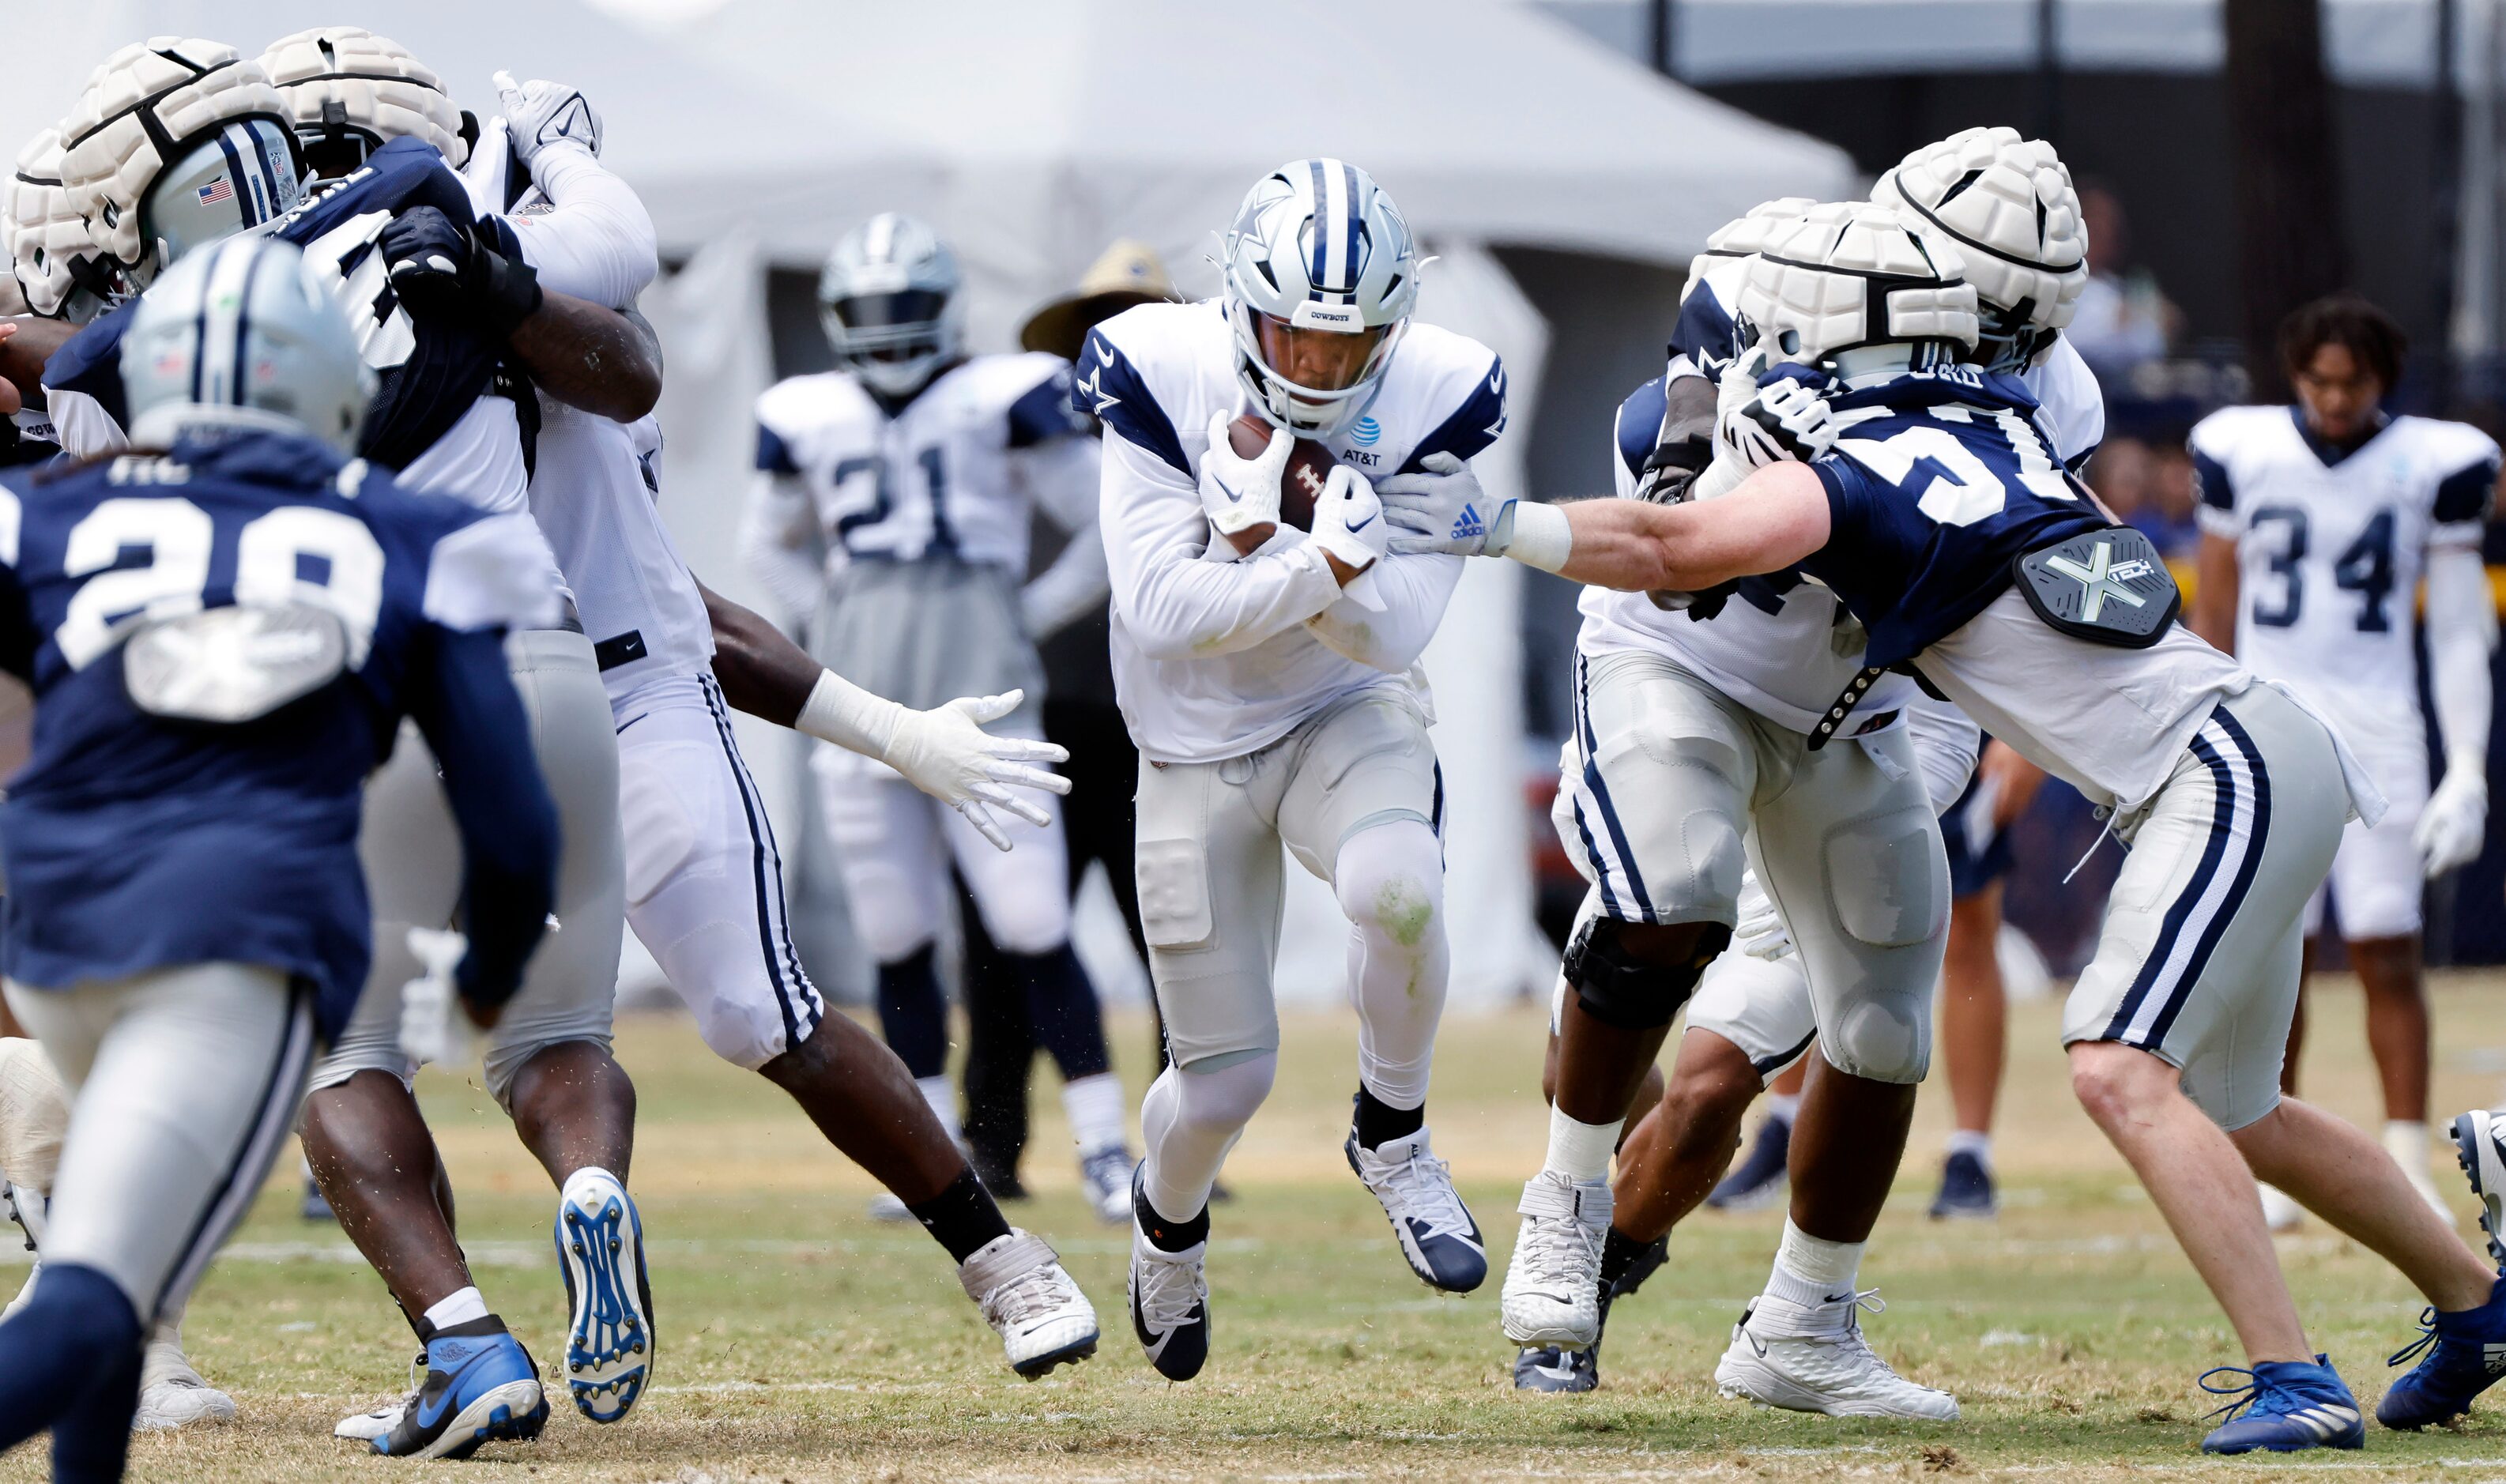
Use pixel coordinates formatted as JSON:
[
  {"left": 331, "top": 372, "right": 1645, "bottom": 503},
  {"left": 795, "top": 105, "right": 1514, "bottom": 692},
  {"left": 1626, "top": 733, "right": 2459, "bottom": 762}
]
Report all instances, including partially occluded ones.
[
  {"left": 884, "top": 690, "right": 1072, "bottom": 852},
  {"left": 1305, "top": 463, "right": 1389, "bottom": 573},
  {"left": 2414, "top": 765, "right": 2489, "bottom": 877},
  {"left": 1199, "top": 411, "right": 1287, "bottom": 538},
  {"left": 492, "top": 70, "right": 602, "bottom": 168},
  {"left": 1715, "top": 352, "right": 1840, "bottom": 472},
  {"left": 398, "top": 926, "right": 484, "bottom": 1067},
  {"left": 1734, "top": 869, "right": 1794, "bottom": 961},
  {"left": 1381, "top": 451, "right": 1512, "bottom": 556}
]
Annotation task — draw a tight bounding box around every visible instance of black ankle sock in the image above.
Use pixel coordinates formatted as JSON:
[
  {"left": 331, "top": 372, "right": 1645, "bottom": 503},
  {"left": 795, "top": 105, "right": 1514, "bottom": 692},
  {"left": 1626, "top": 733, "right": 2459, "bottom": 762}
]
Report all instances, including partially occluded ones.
[
  {"left": 1353, "top": 1087, "right": 1425, "bottom": 1150},
  {"left": 1135, "top": 1185, "right": 1209, "bottom": 1252},
  {"left": 909, "top": 1168, "right": 1013, "bottom": 1264},
  {"left": 1599, "top": 1226, "right": 1649, "bottom": 1293}
]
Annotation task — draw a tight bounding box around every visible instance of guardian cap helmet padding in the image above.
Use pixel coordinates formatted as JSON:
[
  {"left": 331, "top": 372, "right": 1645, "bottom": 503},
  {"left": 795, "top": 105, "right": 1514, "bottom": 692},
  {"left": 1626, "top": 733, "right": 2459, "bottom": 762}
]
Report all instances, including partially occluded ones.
[
  {"left": 122, "top": 234, "right": 375, "bottom": 455},
  {"left": 1220, "top": 159, "right": 1419, "bottom": 436},
  {"left": 818, "top": 213, "right": 964, "bottom": 399},
  {"left": 1736, "top": 202, "right": 1980, "bottom": 376},
  {"left": 57, "top": 39, "right": 303, "bottom": 294},
  {"left": 1872, "top": 126, "right": 2086, "bottom": 372},
  {"left": 259, "top": 28, "right": 473, "bottom": 178},
  {"left": 6, "top": 129, "right": 115, "bottom": 322}
]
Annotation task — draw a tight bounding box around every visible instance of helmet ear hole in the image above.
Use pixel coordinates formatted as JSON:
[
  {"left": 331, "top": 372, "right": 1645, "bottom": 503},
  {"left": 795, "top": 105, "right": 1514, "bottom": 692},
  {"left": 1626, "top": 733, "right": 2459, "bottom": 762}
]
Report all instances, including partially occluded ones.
[{"left": 1779, "top": 330, "right": 1801, "bottom": 356}]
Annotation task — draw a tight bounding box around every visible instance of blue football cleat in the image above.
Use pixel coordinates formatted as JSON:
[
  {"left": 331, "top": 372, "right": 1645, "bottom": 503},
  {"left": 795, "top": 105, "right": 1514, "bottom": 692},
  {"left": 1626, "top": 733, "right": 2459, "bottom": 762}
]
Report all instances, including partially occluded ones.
[
  {"left": 555, "top": 1167, "right": 654, "bottom": 1422},
  {"left": 1345, "top": 1119, "right": 1486, "bottom": 1294},
  {"left": 1513, "top": 1343, "right": 1597, "bottom": 1392},
  {"left": 1928, "top": 1150, "right": 1998, "bottom": 1220},
  {"left": 2198, "top": 1355, "right": 2365, "bottom": 1454},
  {"left": 372, "top": 1316, "right": 548, "bottom": 1460},
  {"left": 1707, "top": 1113, "right": 1790, "bottom": 1211},
  {"left": 2377, "top": 1278, "right": 2506, "bottom": 1429}
]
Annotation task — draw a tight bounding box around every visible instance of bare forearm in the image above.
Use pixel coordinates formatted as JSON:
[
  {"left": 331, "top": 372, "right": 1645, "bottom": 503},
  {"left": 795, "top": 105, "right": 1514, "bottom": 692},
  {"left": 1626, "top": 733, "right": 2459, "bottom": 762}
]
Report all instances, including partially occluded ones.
[
  {"left": 2189, "top": 534, "right": 2239, "bottom": 651},
  {"left": 700, "top": 582, "right": 820, "bottom": 725},
  {"left": 0, "top": 318, "right": 75, "bottom": 408},
  {"left": 508, "top": 291, "right": 660, "bottom": 421}
]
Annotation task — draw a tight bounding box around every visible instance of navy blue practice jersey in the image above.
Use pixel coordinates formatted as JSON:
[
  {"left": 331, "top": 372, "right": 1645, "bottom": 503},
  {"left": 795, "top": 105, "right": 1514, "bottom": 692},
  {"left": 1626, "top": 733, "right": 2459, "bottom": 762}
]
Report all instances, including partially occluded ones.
[
  {"left": 1803, "top": 367, "right": 2109, "bottom": 669},
  {"left": 0, "top": 431, "right": 558, "bottom": 1035},
  {"left": 44, "top": 137, "right": 528, "bottom": 474}
]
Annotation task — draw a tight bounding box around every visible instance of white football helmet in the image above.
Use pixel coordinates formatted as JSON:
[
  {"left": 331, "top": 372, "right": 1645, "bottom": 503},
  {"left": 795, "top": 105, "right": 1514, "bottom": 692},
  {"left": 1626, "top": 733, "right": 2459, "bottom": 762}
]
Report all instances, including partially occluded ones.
[
  {"left": 259, "top": 28, "right": 473, "bottom": 179},
  {"left": 58, "top": 39, "right": 303, "bottom": 297},
  {"left": 122, "top": 234, "right": 372, "bottom": 454},
  {"left": 818, "top": 213, "right": 964, "bottom": 399},
  {"left": 1872, "top": 126, "right": 2086, "bottom": 373},
  {"left": 1735, "top": 202, "right": 1980, "bottom": 377},
  {"left": 1221, "top": 159, "right": 1418, "bottom": 437},
  {"left": 5, "top": 129, "right": 114, "bottom": 322}
]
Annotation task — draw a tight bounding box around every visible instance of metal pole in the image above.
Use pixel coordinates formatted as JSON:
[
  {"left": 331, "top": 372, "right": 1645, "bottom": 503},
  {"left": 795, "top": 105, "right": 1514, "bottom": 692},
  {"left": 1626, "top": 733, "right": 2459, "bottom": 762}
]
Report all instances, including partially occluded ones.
[
  {"left": 2037, "top": 0, "right": 2063, "bottom": 143},
  {"left": 1651, "top": 0, "right": 1675, "bottom": 79},
  {"left": 2433, "top": 0, "right": 2464, "bottom": 408}
]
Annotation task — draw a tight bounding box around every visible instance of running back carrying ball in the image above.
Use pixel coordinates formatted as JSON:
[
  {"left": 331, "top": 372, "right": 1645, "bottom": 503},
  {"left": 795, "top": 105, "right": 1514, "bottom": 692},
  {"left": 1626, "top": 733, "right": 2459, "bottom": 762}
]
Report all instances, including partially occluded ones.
[{"left": 1229, "top": 411, "right": 1338, "bottom": 532}]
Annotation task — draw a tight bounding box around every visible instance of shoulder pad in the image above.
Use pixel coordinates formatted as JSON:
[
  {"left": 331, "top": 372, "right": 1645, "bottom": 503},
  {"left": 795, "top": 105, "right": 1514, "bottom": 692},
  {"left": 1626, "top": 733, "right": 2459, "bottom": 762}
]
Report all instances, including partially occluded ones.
[
  {"left": 1076, "top": 319, "right": 1188, "bottom": 473},
  {"left": 1615, "top": 376, "right": 1667, "bottom": 482}
]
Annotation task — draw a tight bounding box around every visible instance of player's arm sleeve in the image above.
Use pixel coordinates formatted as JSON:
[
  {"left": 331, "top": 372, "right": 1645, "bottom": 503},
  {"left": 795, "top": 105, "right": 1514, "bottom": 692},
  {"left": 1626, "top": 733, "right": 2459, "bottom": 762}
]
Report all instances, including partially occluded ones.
[
  {"left": 405, "top": 624, "right": 559, "bottom": 1013},
  {"left": 1304, "top": 549, "right": 1466, "bottom": 672},
  {"left": 1016, "top": 434, "right": 1110, "bottom": 639},
  {"left": 1100, "top": 428, "right": 1343, "bottom": 659},
  {"left": 499, "top": 145, "right": 659, "bottom": 308},
  {"left": 738, "top": 420, "right": 827, "bottom": 621},
  {"left": 1902, "top": 695, "right": 1984, "bottom": 814},
  {"left": 2425, "top": 544, "right": 2496, "bottom": 775},
  {"left": 2429, "top": 448, "right": 2500, "bottom": 548}
]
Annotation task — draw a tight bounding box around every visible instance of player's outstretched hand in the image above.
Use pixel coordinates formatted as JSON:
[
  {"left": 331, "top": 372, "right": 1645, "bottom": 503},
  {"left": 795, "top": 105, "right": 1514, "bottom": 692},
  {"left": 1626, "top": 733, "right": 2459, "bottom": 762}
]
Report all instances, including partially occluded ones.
[
  {"left": 379, "top": 207, "right": 544, "bottom": 340},
  {"left": 2416, "top": 766, "right": 2489, "bottom": 877},
  {"left": 492, "top": 70, "right": 603, "bottom": 165},
  {"left": 884, "top": 689, "right": 1072, "bottom": 852},
  {"left": 1199, "top": 411, "right": 1288, "bottom": 538},
  {"left": 1379, "top": 451, "right": 1509, "bottom": 558},
  {"left": 401, "top": 927, "right": 492, "bottom": 1070}
]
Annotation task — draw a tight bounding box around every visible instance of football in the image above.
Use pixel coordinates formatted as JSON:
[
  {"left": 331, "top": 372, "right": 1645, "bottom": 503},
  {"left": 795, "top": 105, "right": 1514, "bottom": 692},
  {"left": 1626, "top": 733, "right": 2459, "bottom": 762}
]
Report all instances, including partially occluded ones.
[{"left": 1228, "top": 412, "right": 1337, "bottom": 531}]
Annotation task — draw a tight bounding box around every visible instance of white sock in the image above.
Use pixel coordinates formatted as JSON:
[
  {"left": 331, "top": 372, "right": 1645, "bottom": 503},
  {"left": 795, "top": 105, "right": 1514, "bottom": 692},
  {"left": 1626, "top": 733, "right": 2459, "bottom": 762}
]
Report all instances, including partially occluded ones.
[
  {"left": 1062, "top": 1072, "right": 1127, "bottom": 1156},
  {"left": 915, "top": 1075, "right": 961, "bottom": 1139},
  {"left": 1764, "top": 1093, "right": 1801, "bottom": 1125},
  {"left": 2384, "top": 1120, "right": 2430, "bottom": 1178},
  {"left": 1946, "top": 1129, "right": 1993, "bottom": 1168},
  {"left": 1544, "top": 1103, "right": 1622, "bottom": 1185},
  {"left": 424, "top": 1286, "right": 488, "bottom": 1331},
  {"left": 1764, "top": 1218, "right": 1863, "bottom": 1308}
]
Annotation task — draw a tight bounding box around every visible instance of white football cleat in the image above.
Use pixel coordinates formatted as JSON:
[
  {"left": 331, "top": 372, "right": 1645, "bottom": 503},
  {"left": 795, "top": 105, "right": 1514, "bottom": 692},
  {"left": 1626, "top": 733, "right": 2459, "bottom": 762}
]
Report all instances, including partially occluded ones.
[
  {"left": 134, "top": 1330, "right": 236, "bottom": 1429},
  {"left": 1714, "top": 1290, "right": 1959, "bottom": 1420},
  {"left": 334, "top": 1398, "right": 405, "bottom": 1443},
  {"left": 1079, "top": 1147, "right": 1133, "bottom": 1226},
  {"left": 1347, "top": 1127, "right": 1486, "bottom": 1293},
  {"left": 1500, "top": 1169, "right": 1611, "bottom": 1347},
  {"left": 959, "top": 1229, "right": 1097, "bottom": 1378},
  {"left": 2454, "top": 1108, "right": 2506, "bottom": 1263},
  {"left": 554, "top": 1167, "right": 654, "bottom": 1422},
  {"left": 2258, "top": 1181, "right": 2305, "bottom": 1233},
  {"left": 867, "top": 1192, "right": 913, "bottom": 1222}
]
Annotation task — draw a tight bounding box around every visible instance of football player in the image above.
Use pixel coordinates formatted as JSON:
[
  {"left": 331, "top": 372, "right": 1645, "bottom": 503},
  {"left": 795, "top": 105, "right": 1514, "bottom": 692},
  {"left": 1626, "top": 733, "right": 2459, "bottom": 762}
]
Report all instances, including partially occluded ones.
[
  {"left": 743, "top": 214, "right": 1135, "bottom": 1222},
  {"left": 1082, "top": 159, "right": 1502, "bottom": 1380},
  {"left": 2189, "top": 292, "right": 2497, "bottom": 1226},
  {"left": 1390, "top": 201, "right": 2506, "bottom": 1455},
  {"left": 0, "top": 234, "right": 560, "bottom": 1484}
]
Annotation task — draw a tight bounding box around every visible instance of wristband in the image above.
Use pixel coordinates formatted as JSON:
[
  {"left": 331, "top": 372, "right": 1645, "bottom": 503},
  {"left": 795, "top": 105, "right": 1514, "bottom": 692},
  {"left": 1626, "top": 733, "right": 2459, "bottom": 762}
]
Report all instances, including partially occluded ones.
[
  {"left": 1499, "top": 500, "right": 1573, "bottom": 574},
  {"left": 795, "top": 669, "right": 904, "bottom": 759}
]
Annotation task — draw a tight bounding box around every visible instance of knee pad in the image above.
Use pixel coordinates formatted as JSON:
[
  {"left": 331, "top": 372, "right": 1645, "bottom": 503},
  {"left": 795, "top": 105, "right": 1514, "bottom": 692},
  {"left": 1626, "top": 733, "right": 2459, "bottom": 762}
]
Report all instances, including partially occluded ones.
[
  {"left": 1822, "top": 996, "right": 1931, "bottom": 1084},
  {"left": 1564, "top": 917, "right": 1732, "bottom": 1030},
  {"left": 1174, "top": 1050, "right": 1276, "bottom": 1130}
]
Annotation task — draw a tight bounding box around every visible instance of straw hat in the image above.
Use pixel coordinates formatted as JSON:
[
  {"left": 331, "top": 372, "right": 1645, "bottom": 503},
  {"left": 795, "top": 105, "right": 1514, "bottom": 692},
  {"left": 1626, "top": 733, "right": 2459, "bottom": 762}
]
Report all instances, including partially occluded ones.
[{"left": 1019, "top": 239, "right": 1182, "bottom": 360}]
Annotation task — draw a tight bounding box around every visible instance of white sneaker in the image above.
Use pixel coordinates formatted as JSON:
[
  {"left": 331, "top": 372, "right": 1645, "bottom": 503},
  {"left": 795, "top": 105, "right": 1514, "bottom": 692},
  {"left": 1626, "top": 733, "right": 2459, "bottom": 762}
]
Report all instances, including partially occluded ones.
[
  {"left": 334, "top": 1355, "right": 417, "bottom": 1443},
  {"left": 868, "top": 1192, "right": 913, "bottom": 1222},
  {"left": 2454, "top": 1108, "right": 2506, "bottom": 1262},
  {"left": 959, "top": 1230, "right": 1097, "bottom": 1378},
  {"left": 1500, "top": 1169, "right": 1611, "bottom": 1347},
  {"left": 134, "top": 1333, "right": 236, "bottom": 1429},
  {"left": 1078, "top": 1147, "right": 1133, "bottom": 1226},
  {"left": 2258, "top": 1181, "right": 2305, "bottom": 1232},
  {"left": 1129, "top": 1222, "right": 1211, "bottom": 1382},
  {"left": 1714, "top": 1290, "right": 1959, "bottom": 1420},
  {"left": 1347, "top": 1128, "right": 1487, "bottom": 1293}
]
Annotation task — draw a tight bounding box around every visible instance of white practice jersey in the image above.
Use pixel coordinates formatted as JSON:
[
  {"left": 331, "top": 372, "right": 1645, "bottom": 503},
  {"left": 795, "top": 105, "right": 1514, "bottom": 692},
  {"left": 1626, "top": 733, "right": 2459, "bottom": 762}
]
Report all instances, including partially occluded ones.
[
  {"left": 1086, "top": 299, "right": 1505, "bottom": 763},
  {"left": 2193, "top": 405, "right": 2499, "bottom": 761},
  {"left": 2195, "top": 403, "right": 2485, "bottom": 757},
  {"left": 748, "top": 352, "right": 1095, "bottom": 595},
  {"left": 480, "top": 138, "right": 715, "bottom": 697},
  {"left": 1576, "top": 250, "right": 2107, "bottom": 735}
]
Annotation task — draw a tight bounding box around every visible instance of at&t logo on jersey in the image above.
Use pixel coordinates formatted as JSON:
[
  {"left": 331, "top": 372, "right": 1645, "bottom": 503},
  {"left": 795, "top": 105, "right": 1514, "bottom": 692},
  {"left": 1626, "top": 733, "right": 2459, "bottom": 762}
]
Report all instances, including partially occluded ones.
[{"left": 1350, "top": 416, "right": 1381, "bottom": 447}]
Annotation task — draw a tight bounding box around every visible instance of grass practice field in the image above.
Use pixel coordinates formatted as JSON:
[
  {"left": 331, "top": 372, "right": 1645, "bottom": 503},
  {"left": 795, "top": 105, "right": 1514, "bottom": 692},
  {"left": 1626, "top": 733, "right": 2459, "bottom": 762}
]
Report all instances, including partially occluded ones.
[{"left": 22, "top": 974, "right": 2506, "bottom": 1482}]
